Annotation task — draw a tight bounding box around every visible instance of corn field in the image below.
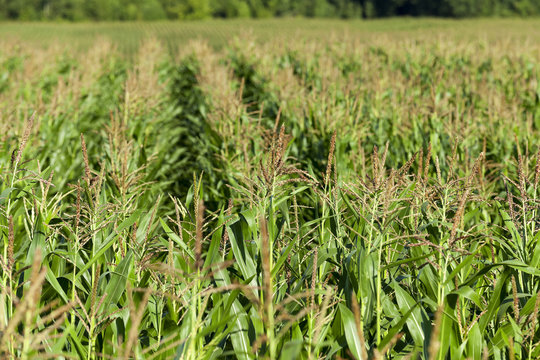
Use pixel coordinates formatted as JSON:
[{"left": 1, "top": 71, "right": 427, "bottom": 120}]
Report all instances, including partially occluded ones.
[{"left": 1, "top": 20, "right": 540, "bottom": 359}]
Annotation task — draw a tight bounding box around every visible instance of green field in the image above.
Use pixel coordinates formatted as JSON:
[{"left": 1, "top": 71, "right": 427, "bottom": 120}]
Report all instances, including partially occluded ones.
[
  {"left": 2, "top": 18, "right": 540, "bottom": 52},
  {"left": 1, "top": 19, "right": 540, "bottom": 359}
]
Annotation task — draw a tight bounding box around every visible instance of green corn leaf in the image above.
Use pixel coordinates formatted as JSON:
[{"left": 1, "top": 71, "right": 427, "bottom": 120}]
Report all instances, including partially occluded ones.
[
  {"left": 466, "top": 323, "right": 482, "bottom": 360},
  {"left": 393, "top": 281, "right": 425, "bottom": 347},
  {"left": 102, "top": 251, "right": 133, "bottom": 311},
  {"left": 279, "top": 340, "right": 303, "bottom": 360},
  {"left": 338, "top": 303, "right": 365, "bottom": 360},
  {"left": 479, "top": 270, "right": 510, "bottom": 332}
]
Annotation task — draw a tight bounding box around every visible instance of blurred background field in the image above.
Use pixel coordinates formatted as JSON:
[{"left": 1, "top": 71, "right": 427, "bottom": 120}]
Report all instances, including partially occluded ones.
[{"left": 1, "top": 18, "right": 540, "bottom": 54}]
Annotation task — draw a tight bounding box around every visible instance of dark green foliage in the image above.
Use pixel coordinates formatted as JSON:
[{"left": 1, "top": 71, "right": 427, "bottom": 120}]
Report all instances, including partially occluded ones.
[
  {"left": 228, "top": 51, "right": 280, "bottom": 121},
  {"left": 2, "top": 0, "right": 540, "bottom": 20},
  {"left": 158, "top": 56, "right": 229, "bottom": 210}
]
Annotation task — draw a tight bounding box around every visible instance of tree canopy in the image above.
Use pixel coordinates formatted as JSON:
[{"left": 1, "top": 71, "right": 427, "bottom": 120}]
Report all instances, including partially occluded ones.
[{"left": 1, "top": 0, "right": 539, "bottom": 20}]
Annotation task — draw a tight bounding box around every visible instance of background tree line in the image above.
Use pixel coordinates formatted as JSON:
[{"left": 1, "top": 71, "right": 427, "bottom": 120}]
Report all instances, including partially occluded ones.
[{"left": 0, "top": 0, "right": 539, "bottom": 21}]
